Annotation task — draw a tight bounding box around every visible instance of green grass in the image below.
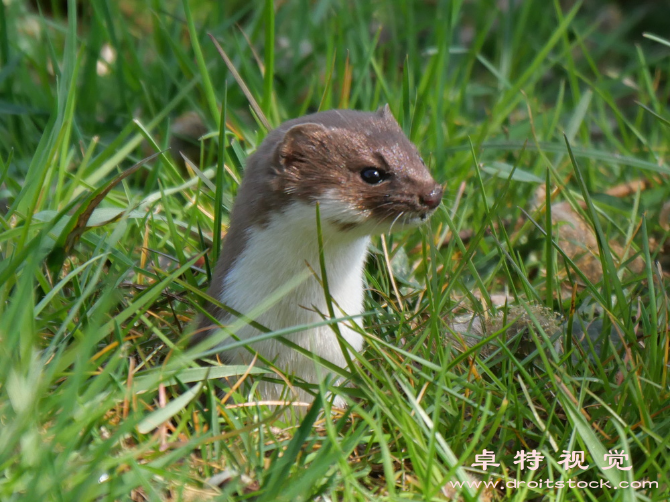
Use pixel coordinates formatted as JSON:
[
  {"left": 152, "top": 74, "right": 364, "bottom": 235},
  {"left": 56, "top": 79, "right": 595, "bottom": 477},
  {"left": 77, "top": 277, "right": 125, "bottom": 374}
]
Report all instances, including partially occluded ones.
[{"left": 1, "top": 0, "right": 669, "bottom": 500}]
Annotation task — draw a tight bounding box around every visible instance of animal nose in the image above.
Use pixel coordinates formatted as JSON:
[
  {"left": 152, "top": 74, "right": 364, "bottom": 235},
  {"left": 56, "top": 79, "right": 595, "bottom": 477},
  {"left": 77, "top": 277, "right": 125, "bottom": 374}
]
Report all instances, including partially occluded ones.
[{"left": 419, "top": 185, "right": 443, "bottom": 209}]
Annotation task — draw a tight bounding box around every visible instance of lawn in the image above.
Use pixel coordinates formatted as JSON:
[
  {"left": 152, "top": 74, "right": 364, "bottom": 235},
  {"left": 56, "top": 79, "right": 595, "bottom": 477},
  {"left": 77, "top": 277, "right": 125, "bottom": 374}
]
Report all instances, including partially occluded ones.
[{"left": 1, "top": 0, "right": 669, "bottom": 500}]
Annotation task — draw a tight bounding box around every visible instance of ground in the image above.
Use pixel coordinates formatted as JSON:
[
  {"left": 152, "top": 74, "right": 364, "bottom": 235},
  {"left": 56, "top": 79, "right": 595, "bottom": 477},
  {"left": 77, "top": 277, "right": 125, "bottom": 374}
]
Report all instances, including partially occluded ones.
[{"left": 0, "top": 0, "right": 669, "bottom": 500}]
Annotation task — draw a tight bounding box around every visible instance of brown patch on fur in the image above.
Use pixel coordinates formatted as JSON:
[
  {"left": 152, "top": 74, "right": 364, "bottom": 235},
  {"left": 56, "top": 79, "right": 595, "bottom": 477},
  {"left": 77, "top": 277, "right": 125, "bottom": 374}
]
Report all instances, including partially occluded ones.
[{"left": 273, "top": 109, "right": 442, "bottom": 223}]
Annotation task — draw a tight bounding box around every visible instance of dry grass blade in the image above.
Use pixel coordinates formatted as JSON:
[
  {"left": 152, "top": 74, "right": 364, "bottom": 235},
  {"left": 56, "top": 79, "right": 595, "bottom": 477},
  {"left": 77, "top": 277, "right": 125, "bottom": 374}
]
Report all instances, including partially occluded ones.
[{"left": 208, "top": 33, "right": 272, "bottom": 131}]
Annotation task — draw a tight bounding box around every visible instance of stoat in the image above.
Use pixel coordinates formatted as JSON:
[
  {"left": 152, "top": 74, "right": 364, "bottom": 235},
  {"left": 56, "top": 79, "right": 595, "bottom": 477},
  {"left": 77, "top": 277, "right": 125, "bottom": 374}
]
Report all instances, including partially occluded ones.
[{"left": 194, "top": 106, "right": 442, "bottom": 407}]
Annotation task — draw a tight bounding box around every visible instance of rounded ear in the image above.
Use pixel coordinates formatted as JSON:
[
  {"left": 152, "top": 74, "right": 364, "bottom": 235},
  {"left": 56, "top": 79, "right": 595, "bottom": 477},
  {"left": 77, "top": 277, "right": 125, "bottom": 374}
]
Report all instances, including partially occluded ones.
[
  {"left": 277, "top": 122, "right": 328, "bottom": 168},
  {"left": 376, "top": 103, "right": 401, "bottom": 127}
]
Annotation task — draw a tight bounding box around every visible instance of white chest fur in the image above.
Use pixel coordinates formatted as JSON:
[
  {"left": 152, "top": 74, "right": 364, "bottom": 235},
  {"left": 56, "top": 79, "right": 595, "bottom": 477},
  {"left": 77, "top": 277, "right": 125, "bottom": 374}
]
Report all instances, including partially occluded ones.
[{"left": 217, "top": 202, "right": 370, "bottom": 404}]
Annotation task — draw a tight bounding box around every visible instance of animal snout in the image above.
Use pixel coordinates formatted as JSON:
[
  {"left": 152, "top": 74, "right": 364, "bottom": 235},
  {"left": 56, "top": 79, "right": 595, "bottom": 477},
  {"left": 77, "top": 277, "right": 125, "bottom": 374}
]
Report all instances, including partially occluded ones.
[{"left": 419, "top": 185, "right": 443, "bottom": 210}]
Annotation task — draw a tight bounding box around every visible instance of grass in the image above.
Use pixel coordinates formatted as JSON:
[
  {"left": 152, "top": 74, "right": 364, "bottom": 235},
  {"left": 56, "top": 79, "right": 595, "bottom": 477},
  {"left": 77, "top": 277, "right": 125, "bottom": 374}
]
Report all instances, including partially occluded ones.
[{"left": 1, "top": 0, "right": 669, "bottom": 500}]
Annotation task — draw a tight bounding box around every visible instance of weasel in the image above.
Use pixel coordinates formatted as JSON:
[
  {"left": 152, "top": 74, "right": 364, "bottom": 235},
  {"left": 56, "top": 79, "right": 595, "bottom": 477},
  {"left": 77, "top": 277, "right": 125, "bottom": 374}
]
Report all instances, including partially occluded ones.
[{"left": 194, "top": 105, "right": 442, "bottom": 407}]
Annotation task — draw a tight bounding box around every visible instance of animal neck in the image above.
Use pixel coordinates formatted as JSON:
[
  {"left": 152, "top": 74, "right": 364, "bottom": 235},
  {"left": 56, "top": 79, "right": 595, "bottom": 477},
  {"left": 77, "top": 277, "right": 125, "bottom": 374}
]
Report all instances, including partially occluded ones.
[{"left": 220, "top": 202, "right": 371, "bottom": 324}]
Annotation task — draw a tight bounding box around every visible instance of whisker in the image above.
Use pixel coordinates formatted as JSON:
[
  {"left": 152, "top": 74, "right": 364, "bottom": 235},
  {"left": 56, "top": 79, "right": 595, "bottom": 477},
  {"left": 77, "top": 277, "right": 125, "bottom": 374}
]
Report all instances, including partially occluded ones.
[
  {"left": 368, "top": 213, "right": 390, "bottom": 235},
  {"left": 388, "top": 212, "right": 405, "bottom": 234}
]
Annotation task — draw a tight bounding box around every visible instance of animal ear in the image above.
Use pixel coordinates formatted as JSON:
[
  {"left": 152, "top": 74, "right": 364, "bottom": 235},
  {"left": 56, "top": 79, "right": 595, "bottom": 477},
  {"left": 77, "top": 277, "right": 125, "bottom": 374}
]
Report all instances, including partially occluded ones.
[
  {"left": 277, "top": 122, "right": 328, "bottom": 168},
  {"left": 377, "top": 103, "right": 400, "bottom": 127}
]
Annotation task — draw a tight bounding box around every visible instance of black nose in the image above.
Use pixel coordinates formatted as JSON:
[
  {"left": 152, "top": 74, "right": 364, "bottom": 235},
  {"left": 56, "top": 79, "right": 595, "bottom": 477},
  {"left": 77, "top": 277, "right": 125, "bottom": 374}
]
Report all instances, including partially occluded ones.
[{"left": 419, "top": 185, "right": 443, "bottom": 210}]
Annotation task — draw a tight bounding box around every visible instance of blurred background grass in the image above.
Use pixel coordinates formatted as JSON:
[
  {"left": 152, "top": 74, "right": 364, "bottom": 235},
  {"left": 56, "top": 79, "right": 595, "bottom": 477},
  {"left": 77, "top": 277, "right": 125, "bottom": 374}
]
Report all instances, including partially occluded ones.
[{"left": 0, "top": 0, "right": 669, "bottom": 500}]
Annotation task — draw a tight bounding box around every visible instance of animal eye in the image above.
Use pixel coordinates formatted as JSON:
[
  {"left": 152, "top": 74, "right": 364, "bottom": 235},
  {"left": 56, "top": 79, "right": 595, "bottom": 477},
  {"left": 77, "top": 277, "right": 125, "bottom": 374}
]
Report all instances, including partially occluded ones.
[{"left": 360, "top": 167, "right": 386, "bottom": 184}]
